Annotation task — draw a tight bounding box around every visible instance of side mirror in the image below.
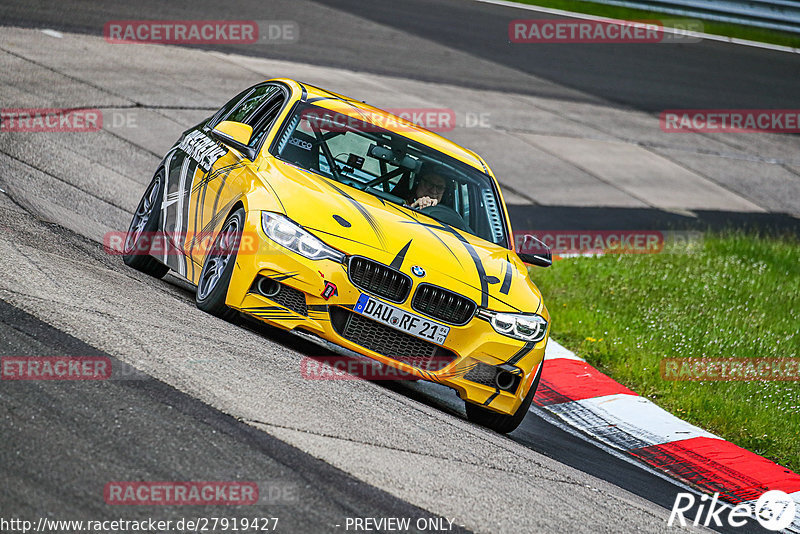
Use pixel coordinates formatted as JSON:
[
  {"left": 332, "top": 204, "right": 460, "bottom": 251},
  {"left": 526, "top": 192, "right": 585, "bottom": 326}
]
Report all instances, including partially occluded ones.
[
  {"left": 210, "top": 121, "right": 256, "bottom": 160},
  {"left": 517, "top": 235, "right": 552, "bottom": 267}
]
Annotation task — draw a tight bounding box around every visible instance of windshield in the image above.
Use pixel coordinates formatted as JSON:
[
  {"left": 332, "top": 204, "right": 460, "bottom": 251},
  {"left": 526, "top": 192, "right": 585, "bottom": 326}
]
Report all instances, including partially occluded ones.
[{"left": 272, "top": 103, "right": 509, "bottom": 247}]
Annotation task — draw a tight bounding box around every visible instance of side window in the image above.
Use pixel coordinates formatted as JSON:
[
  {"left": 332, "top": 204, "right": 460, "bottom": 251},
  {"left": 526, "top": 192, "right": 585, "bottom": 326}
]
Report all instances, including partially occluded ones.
[
  {"left": 207, "top": 86, "right": 253, "bottom": 129},
  {"left": 207, "top": 83, "right": 286, "bottom": 151},
  {"left": 226, "top": 85, "right": 279, "bottom": 124},
  {"left": 208, "top": 83, "right": 279, "bottom": 131},
  {"left": 248, "top": 92, "right": 286, "bottom": 148}
]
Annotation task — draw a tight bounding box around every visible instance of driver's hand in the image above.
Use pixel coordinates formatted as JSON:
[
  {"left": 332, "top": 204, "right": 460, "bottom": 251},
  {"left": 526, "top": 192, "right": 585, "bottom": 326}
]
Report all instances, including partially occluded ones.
[{"left": 410, "top": 196, "right": 438, "bottom": 209}]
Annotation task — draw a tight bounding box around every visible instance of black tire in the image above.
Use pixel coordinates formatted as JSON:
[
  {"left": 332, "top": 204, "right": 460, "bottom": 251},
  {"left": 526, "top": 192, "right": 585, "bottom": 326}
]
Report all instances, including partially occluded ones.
[
  {"left": 195, "top": 208, "right": 246, "bottom": 322},
  {"left": 465, "top": 360, "right": 544, "bottom": 434},
  {"left": 123, "top": 170, "right": 169, "bottom": 278}
]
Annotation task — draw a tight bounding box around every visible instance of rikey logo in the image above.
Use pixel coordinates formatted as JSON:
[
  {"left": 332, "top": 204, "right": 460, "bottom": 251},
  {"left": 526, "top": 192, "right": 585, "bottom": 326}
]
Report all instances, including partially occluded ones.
[
  {"left": 411, "top": 265, "right": 425, "bottom": 277},
  {"left": 668, "top": 490, "right": 796, "bottom": 530}
]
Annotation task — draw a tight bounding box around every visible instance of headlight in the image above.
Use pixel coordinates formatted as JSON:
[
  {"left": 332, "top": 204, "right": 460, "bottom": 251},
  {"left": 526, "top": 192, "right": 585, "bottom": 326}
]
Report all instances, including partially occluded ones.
[
  {"left": 261, "top": 212, "right": 345, "bottom": 262},
  {"left": 479, "top": 310, "right": 548, "bottom": 343}
]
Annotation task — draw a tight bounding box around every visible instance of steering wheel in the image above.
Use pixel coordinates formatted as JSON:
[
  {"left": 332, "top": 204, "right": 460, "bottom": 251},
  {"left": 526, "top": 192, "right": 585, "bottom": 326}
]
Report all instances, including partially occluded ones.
[{"left": 419, "top": 204, "right": 469, "bottom": 231}]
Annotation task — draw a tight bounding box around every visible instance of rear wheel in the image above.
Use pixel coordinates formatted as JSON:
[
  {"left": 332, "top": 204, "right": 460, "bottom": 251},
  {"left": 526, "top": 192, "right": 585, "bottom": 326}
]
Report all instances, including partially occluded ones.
[
  {"left": 123, "top": 171, "right": 169, "bottom": 278},
  {"left": 195, "top": 208, "right": 246, "bottom": 322},
  {"left": 465, "top": 360, "right": 543, "bottom": 434}
]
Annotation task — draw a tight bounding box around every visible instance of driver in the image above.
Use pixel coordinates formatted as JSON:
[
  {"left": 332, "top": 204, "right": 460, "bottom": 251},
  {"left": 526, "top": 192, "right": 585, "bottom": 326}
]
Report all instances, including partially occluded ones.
[{"left": 408, "top": 169, "right": 447, "bottom": 209}]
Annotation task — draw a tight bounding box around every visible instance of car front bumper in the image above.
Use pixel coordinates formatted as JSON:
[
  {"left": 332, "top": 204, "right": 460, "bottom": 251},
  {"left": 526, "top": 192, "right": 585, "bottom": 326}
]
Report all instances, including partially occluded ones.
[{"left": 225, "top": 211, "right": 548, "bottom": 416}]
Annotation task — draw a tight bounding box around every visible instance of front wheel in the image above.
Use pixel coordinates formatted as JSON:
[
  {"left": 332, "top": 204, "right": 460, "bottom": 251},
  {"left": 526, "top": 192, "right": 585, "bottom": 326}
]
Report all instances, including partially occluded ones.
[
  {"left": 465, "top": 360, "right": 543, "bottom": 433},
  {"left": 195, "top": 208, "right": 246, "bottom": 322}
]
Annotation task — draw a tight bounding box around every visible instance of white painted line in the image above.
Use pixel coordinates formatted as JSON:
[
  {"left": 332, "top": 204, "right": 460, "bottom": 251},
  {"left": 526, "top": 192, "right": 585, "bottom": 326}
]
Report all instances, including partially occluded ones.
[
  {"left": 40, "top": 29, "right": 63, "bottom": 39},
  {"left": 544, "top": 338, "right": 585, "bottom": 361},
  {"left": 474, "top": 0, "right": 800, "bottom": 54},
  {"left": 548, "top": 393, "right": 719, "bottom": 448}
]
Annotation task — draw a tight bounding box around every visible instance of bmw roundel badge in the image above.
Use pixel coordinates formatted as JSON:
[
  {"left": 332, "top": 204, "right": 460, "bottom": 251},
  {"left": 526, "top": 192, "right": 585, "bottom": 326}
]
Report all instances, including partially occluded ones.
[{"left": 411, "top": 265, "right": 426, "bottom": 277}]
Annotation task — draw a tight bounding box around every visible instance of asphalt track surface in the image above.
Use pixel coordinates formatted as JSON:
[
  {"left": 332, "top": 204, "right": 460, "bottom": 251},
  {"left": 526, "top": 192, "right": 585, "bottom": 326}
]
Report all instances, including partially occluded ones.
[
  {"left": 0, "top": 0, "right": 800, "bottom": 112},
  {"left": 2, "top": 0, "right": 800, "bottom": 112},
  {"left": 0, "top": 1, "right": 796, "bottom": 532},
  {"left": 2, "top": 0, "right": 799, "bottom": 235},
  {"left": 0, "top": 300, "right": 466, "bottom": 533}
]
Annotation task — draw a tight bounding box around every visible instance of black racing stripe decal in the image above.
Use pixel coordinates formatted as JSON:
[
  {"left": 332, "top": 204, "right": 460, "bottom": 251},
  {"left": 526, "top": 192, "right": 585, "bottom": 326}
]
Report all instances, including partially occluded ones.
[
  {"left": 182, "top": 160, "right": 200, "bottom": 280},
  {"left": 304, "top": 227, "right": 383, "bottom": 253},
  {"left": 270, "top": 272, "right": 299, "bottom": 282},
  {"left": 211, "top": 166, "right": 234, "bottom": 216},
  {"left": 483, "top": 391, "right": 500, "bottom": 406},
  {"left": 190, "top": 165, "right": 211, "bottom": 268},
  {"left": 197, "top": 197, "right": 239, "bottom": 237},
  {"left": 397, "top": 220, "right": 521, "bottom": 312},
  {"left": 390, "top": 240, "right": 413, "bottom": 270},
  {"left": 191, "top": 162, "right": 244, "bottom": 193},
  {"left": 427, "top": 224, "right": 490, "bottom": 309},
  {"left": 500, "top": 255, "right": 513, "bottom": 295},
  {"left": 262, "top": 178, "right": 287, "bottom": 214},
  {"left": 244, "top": 306, "right": 302, "bottom": 319},
  {"left": 302, "top": 89, "right": 371, "bottom": 123},
  {"left": 397, "top": 219, "right": 489, "bottom": 301},
  {"left": 386, "top": 205, "right": 462, "bottom": 266},
  {"left": 507, "top": 341, "right": 536, "bottom": 366},
  {"left": 190, "top": 161, "right": 244, "bottom": 255},
  {"left": 319, "top": 180, "right": 386, "bottom": 247},
  {"left": 307, "top": 305, "right": 329, "bottom": 312}
]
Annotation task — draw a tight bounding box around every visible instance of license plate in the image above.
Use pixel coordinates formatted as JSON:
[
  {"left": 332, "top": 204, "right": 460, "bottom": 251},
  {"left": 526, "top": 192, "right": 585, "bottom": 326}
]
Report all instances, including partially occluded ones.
[{"left": 354, "top": 294, "right": 450, "bottom": 345}]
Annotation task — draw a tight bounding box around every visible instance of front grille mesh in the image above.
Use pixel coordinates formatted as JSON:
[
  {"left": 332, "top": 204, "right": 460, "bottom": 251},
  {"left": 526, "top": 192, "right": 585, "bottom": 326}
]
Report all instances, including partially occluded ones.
[
  {"left": 348, "top": 257, "right": 411, "bottom": 303},
  {"left": 272, "top": 283, "right": 308, "bottom": 316},
  {"left": 463, "top": 362, "right": 497, "bottom": 387},
  {"left": 412, "top": 284, "right": 476, "bottom": 325},
  {"left": 330, "top": 307, "right": 455, "bottom": 371}
]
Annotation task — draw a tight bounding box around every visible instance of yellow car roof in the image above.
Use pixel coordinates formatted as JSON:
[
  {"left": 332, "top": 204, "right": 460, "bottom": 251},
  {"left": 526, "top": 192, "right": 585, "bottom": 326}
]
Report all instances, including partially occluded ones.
[{"left": 273, "top": 78, "right": 487, "bottom": 172}]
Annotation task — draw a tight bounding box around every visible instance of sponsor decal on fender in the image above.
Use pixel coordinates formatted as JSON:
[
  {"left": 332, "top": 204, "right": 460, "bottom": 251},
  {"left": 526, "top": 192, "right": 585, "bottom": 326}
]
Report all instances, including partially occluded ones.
[{"left": 178, "top": 130, "right": 228, "bottom": 171}]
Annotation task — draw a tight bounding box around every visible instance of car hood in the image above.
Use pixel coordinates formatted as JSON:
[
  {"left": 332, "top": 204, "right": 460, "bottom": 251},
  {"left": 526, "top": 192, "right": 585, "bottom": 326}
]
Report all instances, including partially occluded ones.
[{"left": 257, "top": 160, "right": 543, "bottom": 313}]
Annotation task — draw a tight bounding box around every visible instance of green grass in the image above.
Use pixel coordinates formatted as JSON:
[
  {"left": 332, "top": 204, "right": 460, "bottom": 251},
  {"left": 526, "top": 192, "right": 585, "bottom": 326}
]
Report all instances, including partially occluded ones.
[
  {"left": 531, "top": 232, "right": 800, "bottom": 472},
  {"left": 508, "top": 0, "right": 800, "bottom": 48}
]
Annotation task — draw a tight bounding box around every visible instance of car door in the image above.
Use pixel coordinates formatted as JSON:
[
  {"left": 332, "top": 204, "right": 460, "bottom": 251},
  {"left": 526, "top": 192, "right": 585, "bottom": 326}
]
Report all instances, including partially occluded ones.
[{"left": 169, "top": 83, "right": 288, "bottom": 282}]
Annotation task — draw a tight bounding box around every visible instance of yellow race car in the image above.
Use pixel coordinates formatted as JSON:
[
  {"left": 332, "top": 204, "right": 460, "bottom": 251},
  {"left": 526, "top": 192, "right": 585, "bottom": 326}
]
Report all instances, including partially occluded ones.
[{"left": 123, "top": 78, "right": 552, "bottom": 433}]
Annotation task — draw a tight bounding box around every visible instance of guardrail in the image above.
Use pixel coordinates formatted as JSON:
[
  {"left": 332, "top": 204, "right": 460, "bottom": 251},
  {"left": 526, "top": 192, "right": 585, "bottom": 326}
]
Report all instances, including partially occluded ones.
[{"left": 586, "top": 0, "right": 800, "bottom": 33}]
